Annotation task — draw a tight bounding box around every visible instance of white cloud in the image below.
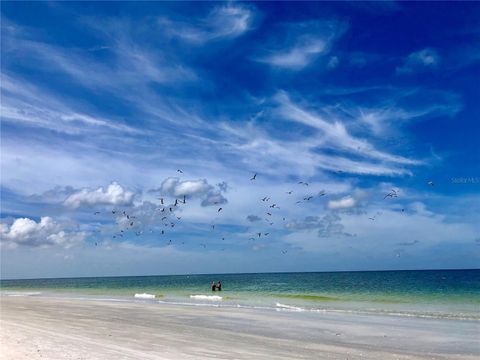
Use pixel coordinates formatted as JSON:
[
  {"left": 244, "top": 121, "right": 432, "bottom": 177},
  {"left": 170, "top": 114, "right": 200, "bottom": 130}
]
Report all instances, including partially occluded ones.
[
  {"left": 156, "top": 177, "right": 227, "bottom": 207},
  {"left": 328, "top": 196, "right": 356, "bottom": 209},
  {"left": 64, "top": 182, "right": 135, "bottom": 209},
  {"left": 396, "top": 48, "right": 440, "bottom": 74},
  {"left": 255, "top": 21, "right": 346, "bottom": 70},
  {"left": 160, "top": 4, "right": 253, "bottom": 44},
  {"left": 1, "top": 217, "right": 85, "bottom": 249}
]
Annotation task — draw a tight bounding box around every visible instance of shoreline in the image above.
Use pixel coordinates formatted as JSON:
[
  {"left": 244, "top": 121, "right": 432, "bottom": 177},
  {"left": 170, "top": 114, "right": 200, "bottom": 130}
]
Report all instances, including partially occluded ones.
[{"left": 1, "top": 295, "right": 479, "bottom": 359}]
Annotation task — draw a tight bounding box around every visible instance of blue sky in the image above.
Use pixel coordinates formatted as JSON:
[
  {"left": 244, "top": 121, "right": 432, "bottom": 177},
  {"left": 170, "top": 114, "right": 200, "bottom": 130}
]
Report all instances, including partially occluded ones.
[{"left": 1, "top": 2, "right": 479, "bottom": 279}]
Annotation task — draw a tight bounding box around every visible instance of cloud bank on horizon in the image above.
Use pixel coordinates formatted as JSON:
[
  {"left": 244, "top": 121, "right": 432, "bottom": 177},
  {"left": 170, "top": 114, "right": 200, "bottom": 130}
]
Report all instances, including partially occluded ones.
[{"left": 1, "top": 2, "right": 479, "bottom": 278}]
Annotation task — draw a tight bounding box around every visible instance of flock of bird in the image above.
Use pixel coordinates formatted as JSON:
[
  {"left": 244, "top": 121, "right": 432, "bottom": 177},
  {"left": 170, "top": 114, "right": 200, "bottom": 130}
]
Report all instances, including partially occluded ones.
[{"left": 92, "top": 170, "right": 436, "bottom": 256}]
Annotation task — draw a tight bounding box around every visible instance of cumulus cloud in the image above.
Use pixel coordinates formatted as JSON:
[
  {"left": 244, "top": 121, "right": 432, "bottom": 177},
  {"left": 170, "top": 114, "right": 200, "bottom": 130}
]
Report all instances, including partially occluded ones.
[
  {"left": 64, "top": 182, "right": 135, "bottom": 208},
  {"left": 155, "top": 177, "right": 227, "bottom": 207},
  {"left": 0, "top": 217, "right": 85, "bottom": 249},
  {"left": 396, "top": 48, "right": 439, "bottom": 74},
  {"left": 328, "top": 196, "right": 356, "bottom": 209},
  {"left": 286, "top": 213, "right": 353, "bottom": 238}
]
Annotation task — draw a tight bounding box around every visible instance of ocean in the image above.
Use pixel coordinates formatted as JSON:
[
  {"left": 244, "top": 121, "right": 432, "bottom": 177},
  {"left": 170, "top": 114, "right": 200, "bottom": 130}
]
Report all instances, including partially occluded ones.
[{"left": 1, "top": 269, "right": 479, "bottom": 320}]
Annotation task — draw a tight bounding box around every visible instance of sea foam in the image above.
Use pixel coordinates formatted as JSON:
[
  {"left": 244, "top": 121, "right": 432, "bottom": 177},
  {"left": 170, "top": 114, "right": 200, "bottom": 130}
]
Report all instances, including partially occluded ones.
[
  {"left": 190, "top": 294, "right": 223, "bottom": 301},
  {"left": 276, "top": 303, "right": 305, "bottom": 312},
  {"left": 134, "top": 293, "right": 156, "bottom": 299}
]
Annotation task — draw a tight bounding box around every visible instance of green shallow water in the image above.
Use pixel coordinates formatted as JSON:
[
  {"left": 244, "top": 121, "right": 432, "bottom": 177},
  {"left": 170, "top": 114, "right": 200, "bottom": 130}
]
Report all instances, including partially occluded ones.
[{"left": 2, "top": 269, "right": 479, "bottom": 320}]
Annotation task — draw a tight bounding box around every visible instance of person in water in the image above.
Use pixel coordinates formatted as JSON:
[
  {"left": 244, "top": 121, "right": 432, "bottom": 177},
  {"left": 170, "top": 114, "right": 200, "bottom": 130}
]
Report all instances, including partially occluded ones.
[
  {"left": 211, "top": 281, "right": 216, "bottom": 291},
  {"left": 216, "top": 281, "right": 222, "bottom": 291}
]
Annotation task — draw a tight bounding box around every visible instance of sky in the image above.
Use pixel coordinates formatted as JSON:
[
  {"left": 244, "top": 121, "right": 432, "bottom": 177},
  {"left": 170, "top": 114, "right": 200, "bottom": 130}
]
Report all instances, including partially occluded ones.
[{"left": 1, "top": 1, "right": 479, "bottom": 279}]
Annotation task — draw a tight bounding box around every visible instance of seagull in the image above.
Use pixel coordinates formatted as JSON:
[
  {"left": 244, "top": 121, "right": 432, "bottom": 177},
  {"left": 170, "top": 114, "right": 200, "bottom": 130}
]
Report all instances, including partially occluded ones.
[
  {"left": 368, "top": 217, "right": 375, "bottom": 221},
  {"left": 218, "top": 207, "right": 223, "bottom": 212},
  {"left": 161, "top": 217, "right": 167, "bottom": 221},
  {"left": 304, "top": 196, "right": 313, "bottom": 201},
  {"left": 160, "top": 198, "right": 164, "bottom": 204},
  {"left": 94, "top": 211, "right": 100, "bottom": 215},
  {"left": 177, "top": 169, "right": 183, "bottom": 174},
  {"left": 286, "top": 191, "right": 293, "bottom": 194},
  {"left": 183, "top": 195, "right": 186, "bottom": 204},
  {"left": 130, "top": 222, "right": 134, "bottom": 226},
  {"left": 169, "top": 207, "right": 173, "bottom": 212},
  {"left": 200, "top": 243, "right": 206, "bottom": 248},
  {"left": 298, "top": 181, "right": 309, "bottom": 186},
  {"left": 95, "top": 242, "right": 98, "bottom": 246},
  {"left": 112, "top": 210, "right": 116, "bottom": 214},
  {"left": 264, "top": 232, "right": 269, "bottom": 236},
  {"left": 250, "top": 173, "right": 257, "bottom": 181},
  {"left": 249, "top": 237, "right": 255, "bottom": 241},
  {"left": 161, "top": 230, "right": 164, "bottom": 235},
  {"left": 266, "top": 212, "right": 272, "bottom": 216},
  {"left": 281, "top": 250, "right": 288, "bottom": 255},
  {"left": 174, "top": 199, "right": 179, "bottom": 206},
  {"left": 222, "top": 237, "right": 225, "bottom": 241},
  {"left": 177, "top": 217, "right": 181, "bottom": 220},
  {"left": 261, "top": 196, "right": 269, "bottom": 202},
  {"left": 427, "top": 181, "right": 434, "bottom": 186},
  {"left": 318, "top": 191, "right": 326, "bottom": 197},
  {"left": 212, "top": 225, "right": 215, "bottom": 230},
  {"left": 384, "top": 189, "right": 398, "bottom": 199},
  {"left": 257, "top": 232, "right": 262, "bottom": 237},
  {"left": 269, "top": 204, "right": 277, "bottom": 208}
]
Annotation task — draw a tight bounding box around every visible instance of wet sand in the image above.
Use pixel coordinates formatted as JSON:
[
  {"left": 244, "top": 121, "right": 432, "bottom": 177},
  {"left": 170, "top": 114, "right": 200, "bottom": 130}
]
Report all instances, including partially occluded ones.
[{"left": 1, "top": 295, "right": 478, "bottom": 359}]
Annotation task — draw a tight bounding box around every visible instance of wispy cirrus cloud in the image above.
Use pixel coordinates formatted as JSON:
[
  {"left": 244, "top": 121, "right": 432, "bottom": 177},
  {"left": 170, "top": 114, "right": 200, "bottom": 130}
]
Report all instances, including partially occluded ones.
[
  {"left": 254, "top": 20, "right": 347, "bottom": 70},
  {"left": 396, "top": 48, "right": 440, "bottom": 74},
  {"left": 1, "top": 74, "right": 147, "bottom": 136},
  {"left": 159, "top": 3, "right": 254, "bottom": 44}
]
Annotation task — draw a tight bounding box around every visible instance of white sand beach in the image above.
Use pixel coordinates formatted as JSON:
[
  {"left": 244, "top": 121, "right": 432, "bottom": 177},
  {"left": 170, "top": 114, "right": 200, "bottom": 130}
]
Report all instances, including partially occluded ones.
[{"left": 1, "top": 295, "right": 478, "bottom": 359}]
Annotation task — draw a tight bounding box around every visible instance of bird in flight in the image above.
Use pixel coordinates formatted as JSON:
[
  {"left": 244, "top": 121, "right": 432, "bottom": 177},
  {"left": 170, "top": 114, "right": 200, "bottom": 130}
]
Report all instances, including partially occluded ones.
[
  {"left": 298, "top": 181, "right": 309, "bottom": 186},
  {"left": 318, "top": 190, "right": 326, "bottom": 197},
  {"left": 250, "top": 173, "right": 257, "bottom": 181},
  {"left": 286, "top": 191, "right": 293, "bottom": 194},
  {"left": 384, "top": 189, "right": 398, "bottom": 199},
  {"left": 177, "top": 169, "right": 183, "bottom": 174},
  {"left": 94, "top": 211, "right": 100, "bottom": 215},
  {"left": 218, "top": 207, "right": 223, "bottom": 212},
  {"left": 427, "top": 180, "right": 434, "bottom": 186}
]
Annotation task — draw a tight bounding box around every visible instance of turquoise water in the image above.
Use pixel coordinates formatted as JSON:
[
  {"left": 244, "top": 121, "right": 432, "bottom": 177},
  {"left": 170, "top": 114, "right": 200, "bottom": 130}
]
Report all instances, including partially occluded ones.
[{"left": 2, "top": 270, "right": 479, "bottom": 320}]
